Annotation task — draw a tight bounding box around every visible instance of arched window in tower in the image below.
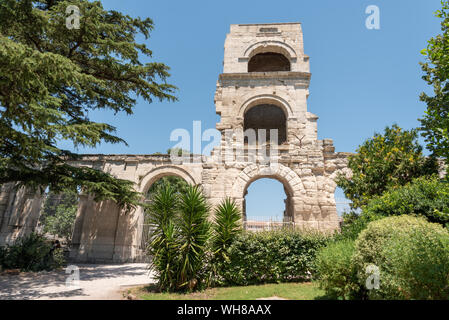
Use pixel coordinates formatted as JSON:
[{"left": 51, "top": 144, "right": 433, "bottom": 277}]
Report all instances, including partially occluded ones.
[
  {"left": 244, "top": 104, "right": 287, "bottom": 145},
  {"left": 248, "top": 52, "right": 291, "bottom": 72}
]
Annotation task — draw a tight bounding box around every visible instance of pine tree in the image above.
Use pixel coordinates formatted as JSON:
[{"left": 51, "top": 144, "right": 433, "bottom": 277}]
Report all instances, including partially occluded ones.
[{"left": 0, "top": 0, "right": 177, "bottom": 209}]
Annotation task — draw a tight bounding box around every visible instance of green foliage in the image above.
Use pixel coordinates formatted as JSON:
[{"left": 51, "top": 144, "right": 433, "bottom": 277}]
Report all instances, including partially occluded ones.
[
  {"left": 41, "top": 190, "right": 78, "bottom": 218},
  {"left": 220, "top": 230, "right": 330, "bottom": 286},
  {"left": 420, "top": 0, "right": 449, "bottom": 171},
  {"left": 40, "top": 190, "right": 78, "bottom": 244},
  {"left": 315, "top": 239, "right": 362, "bottom": 300},
  {"left": 177, "top": 185, "right": 211, "bottom": 291},
  {"left": 336, "top": 211, "right": 377, "bottom": 241},
  {"left": 147, "top": 185, "right": 179, "bottom": 291},
  {"left": 353, "top": 216, "right": 429, "bottom": 277},
  {"left": 211, "top": 198, "right": 242, "bottom": 263},
  {"left": 209, "top": 198, "right": 242, "bottom": 286},
  {"left": 146, "top": 176, "right": 188, "bottom": 199},
  {"left": 362, "top": 175, "right": 449, "bottom": 227},
  {"left": 336, "top": 124, "right": 438, "bottom": 209},
  {"left": 353, "top": 215, "right": 449, "bottom": 299},
  {"left": 147, "top": 184, "right": 211, "bottom": 292},
  {"left": 42, "top": 205, "right": 77, "bottom": 244},
  {"left": 384, "top": 225, "right": 449, "bottom": 299},
  {"left": 0, "top": 233, "right": 65, "bottom": 272},
  {"left": 0, "top": 0, "right": 176, "bottom": 208}
]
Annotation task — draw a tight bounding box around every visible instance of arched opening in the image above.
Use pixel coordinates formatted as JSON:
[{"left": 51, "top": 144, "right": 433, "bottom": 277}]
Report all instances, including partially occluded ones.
[
  {"left": 141, "top": 175, "right": 189, "bottom": 249},
  {"left": 244, "top": 104, "right": 287, "bottom": 145},
  {"left": 38, "top": 187, "right": 80, "bottom": 246},
  {"left": 243, "top": 177, "right": 293, "bottom": 231},
  {"left": 248, "top": 52, "right": 291, "bottom": 72},
  {"left": 145, "top": 175, "right": 189, "bottom": 201}
]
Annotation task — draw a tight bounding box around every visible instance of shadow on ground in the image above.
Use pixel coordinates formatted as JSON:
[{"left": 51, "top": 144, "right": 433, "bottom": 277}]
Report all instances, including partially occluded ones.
[{"left": 0, "top": 264, "right": 152, "bottom": 300}]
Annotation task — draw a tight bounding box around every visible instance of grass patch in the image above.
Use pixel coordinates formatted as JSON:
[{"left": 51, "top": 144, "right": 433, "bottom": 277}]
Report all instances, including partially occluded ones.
[{"left": 129, "top": 282, "right": 332, "bottom": 300}]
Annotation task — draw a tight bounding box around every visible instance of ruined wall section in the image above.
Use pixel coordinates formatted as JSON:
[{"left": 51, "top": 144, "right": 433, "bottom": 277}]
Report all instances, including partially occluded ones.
[
  {"left": 0, "top": 183, "right": 44, "bottom": 245},
  {"left": 68, "top": 154, "right": 203, "bottom": 263}
]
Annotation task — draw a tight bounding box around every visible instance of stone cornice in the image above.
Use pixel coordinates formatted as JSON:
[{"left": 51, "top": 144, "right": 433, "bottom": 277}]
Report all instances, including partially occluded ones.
[
  {"left": 219, "top": 71, "right": 311, "bottom": 81},
  {"left": 66, "top": 154, "right": 207, "bottom": 163},
  {"left": 66, "top": 154, "right": 172, "bottom": 163}
]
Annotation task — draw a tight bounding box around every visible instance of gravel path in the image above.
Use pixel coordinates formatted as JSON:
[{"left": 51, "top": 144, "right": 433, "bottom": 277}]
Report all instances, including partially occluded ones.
[{"left": 0, "top": 263, "right": 154, "bottom": 300}]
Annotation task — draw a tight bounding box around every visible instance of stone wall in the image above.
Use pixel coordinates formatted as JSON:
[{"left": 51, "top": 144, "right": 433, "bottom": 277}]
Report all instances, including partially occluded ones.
[
  {"left": 67, "top": 155, "right": 204, "bottom": 263},
  {"left": 0, "top": 183, "right": 44, "bottom": 245}
]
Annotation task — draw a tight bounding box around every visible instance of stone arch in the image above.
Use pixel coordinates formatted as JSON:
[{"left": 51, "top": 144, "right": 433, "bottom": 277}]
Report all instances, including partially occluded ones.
[
  {"left": 243, "top": 41, "right": 297, "bottom": 60},
  {"left": 328, "top": 167, "right": 352, "bottom": 195},
  {"left": 243, "top": 176, "right": 294, "bottom": 222},
  {"left": 136, "top": 165, "right": 198, "bottom": 257},
  {"left": 232, "top": 164, "right": 304, "bottom": 221},
  {"left": 138, "top": 165, "right": 197, "bottom": 194},
  {"left": 238, "top": 94, "right": 294, "bottom": 120},
  {"left": 248, "top": 53, "right": 291, "bottom": 72},
  {"left": 244, "top": 104, "right": 287, "bottom": 144}
]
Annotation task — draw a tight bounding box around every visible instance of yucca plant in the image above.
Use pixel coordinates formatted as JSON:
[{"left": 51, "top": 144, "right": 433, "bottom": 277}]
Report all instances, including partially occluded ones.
[
  {"left": 177, "top": 185, "right": 211, "bottom": 291},
  {"left": 146, "top": 184, "right": 180, "bottom": 291},
  {"left": 209, "top": 198, "right": 242, "bottom": 286},
  {"left": 212, "top": 198, "right": 242, "bottom": 262}
]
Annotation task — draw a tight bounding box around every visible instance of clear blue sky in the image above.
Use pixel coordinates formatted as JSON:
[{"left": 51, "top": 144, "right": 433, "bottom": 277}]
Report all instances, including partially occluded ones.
[{"left": 69, "top": 0, "right": 443, "bottom": 218}]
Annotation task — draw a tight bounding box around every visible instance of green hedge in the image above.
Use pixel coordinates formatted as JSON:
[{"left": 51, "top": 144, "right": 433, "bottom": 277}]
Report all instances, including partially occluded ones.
[
  {"left": 316, "top": 215, "right": 449, "bottom": 300},
  {"left": 353, "top": 215, "right": 449, "bottom": 299},
  {"left": 336, "top": 175, "right": 449, "bottom": 243},
  {"left": 219, "top": 230, "right": 330, "bottom": 286},
  {"left": 315, "top": 239, "right": 361, "bottom": 300},
  {"left": 362, "top": 176, "right": 449, "bottom": 227}
]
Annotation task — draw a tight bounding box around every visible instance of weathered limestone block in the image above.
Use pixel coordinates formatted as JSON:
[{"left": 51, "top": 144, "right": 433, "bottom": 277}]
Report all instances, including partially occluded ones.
[
  {"left": 70, "top": 195, "right": 142, "bottom": 263},
  {"left": 0, "top": 184, "right": 44, "bottom": 246}
]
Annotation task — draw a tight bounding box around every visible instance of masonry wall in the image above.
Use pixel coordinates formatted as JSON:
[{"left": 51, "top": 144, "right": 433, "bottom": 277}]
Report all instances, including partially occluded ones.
[
  {"left": 0, "top": 183, "right": 44, "bottom": 246},
  {"left": 68, "top": 155, "right": 204, "bottom": 263}
]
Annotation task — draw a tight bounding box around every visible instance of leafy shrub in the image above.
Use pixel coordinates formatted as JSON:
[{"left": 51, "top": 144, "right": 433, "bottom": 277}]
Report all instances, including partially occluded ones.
[
  {"left": 42, "top": 204, "right": 77, "bottom": 244},
  {"left": 336, "top": 211, "right": 381, "bottom": 241},
  {"left": 315, "top": 239, "right": 362, "bottom": 300},
  {"left": 382, "top": 224, "right": 449, "bottom": 299},
  {"left": 40, "top": 190, "right": 78, "bottom": 245},
  {"left": 220, "top": 229, "right": 330, "bottom": 286},
  {"left": 353, "top": 215, "right": 449, "bottom": 299},
  {"left": 336, "top": 124, "right": 438, "bottom": 209},
  {"left": 362, "top": 176, "right": 449, "bottom": 227},
  {"left": 0, "top": 233, "right": 65, "bottom": 272}
]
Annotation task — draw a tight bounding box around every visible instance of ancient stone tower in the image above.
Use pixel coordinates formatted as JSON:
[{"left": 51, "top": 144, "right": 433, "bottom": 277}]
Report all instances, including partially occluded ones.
[
  {"left": 203, "top": 23, "right": 349, "bottom": 228},
  {"left": 0, "top": 23, "right": 351, "bottom": 262}
]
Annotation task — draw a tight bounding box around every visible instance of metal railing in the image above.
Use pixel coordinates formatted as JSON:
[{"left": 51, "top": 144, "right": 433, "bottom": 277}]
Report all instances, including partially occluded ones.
[
  {"left": 243, "top": 220, "right": 295, "bottom": 231},
  {"left": 243, "top": 215, "right": 294, "bottom": 232}
]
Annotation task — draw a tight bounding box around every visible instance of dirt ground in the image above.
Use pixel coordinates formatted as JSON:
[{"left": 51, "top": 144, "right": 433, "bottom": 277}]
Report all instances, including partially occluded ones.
[{"left": 0, "top": 263, "right": 154, "bottom": 300}]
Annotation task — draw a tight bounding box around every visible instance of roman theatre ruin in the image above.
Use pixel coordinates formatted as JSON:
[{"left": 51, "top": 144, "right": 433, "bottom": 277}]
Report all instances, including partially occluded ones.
[{"left": 0, "top": 23, "right": 353, "bottom": 263}]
